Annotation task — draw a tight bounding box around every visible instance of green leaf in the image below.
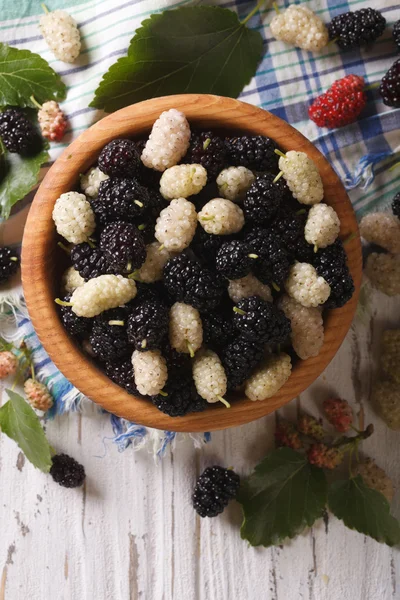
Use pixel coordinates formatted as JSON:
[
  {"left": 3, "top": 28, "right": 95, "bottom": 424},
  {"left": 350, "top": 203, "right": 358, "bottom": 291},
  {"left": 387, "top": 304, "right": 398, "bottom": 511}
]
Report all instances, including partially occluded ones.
[
  {"left": 0, "top": 336, "right": 14, "bottom": 352},
  {"left": 328, "top": 475, "right": 400, "bottom": 546},
  {"left": 0, "top": 141, "right": 49, "bottom": 219},
  {"left": 239, "top": 448, "right": 327, "bottom": 547},
  {"left": 90, "top": 5, "right": 264, "bottom": 112},
  {"left": 0, "top": 390, "right": 52, "bottom": 473},
  {"left": 0, "top": 43, "right": 66, "bottom": 108}
]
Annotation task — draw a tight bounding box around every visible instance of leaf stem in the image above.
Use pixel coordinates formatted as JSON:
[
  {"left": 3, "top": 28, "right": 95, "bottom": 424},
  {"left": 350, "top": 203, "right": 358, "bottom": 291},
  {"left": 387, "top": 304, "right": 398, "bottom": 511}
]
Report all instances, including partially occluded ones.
[{"left": 241, "top": 0, "right": 266, "bottom": 25}]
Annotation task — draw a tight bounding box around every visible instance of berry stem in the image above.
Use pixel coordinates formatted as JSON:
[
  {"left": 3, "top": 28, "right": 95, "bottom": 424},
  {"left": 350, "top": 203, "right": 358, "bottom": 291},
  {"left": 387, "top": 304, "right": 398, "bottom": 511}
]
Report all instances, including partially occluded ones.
[
  {"left": 248, "top": 253, "right": 258, "bottom": 259},
  {"left": 274, "top": 149, "right": 286, "bottom": 158},
  {"left": 41, "top": 3, "right": 49, "bottom": 14},
  {"left": 241, "top": 0, "right": 266, "bottom": 25},
  {"left": 273, "top": 171, "right": 284, "bottom": 183},
  {"left": 127, "top": 270, "right": 141, "bottom": 281},
  {"left": 217, "top": 396, "right": 231, "bottom": 408},
  {"left": 272, "top": 281, "right": 280, "bottom": 292},
  {"left": 138, "top": 224, "right": 146, "bottom": 231},
  {"left": 159, "top": 390, "right": 168, "bottom": 397},
  {"left": 126, "top": 261, "right": 132, "bottom": 272},
  {"left": 57, "top": 241, "right": 71, "bottom": 255},
  {"left": 30, "top": 95, "right": 42, "bottom": 110},
  {"left": 108, "top": 320, "right": 125, "bottom": 326},
  {"left": 54, "top": 298, "right": 73, "bottom": 307},
  {"left": 233, "top": 307, "right": 246, "bottom": 315},
  {"left": 313, "top": 244, "right": 318, "bottom": 253},
  {"left": 326, "top": 37, "right": 339, "bottom": 47},
  {"left": 10, "top": 256, "right": 18, "bottom": 262},
  {"left": 158, "top": 244, "right": 165, "bottom": 252},
  {"left": 200, "top": 216, "right": 215, "bottom": 221},
  {"left": 141, "top": 339, "right": 147, "bottom": 349},
  {"left": 272, "top": 2, "right": 280, "bottom": 14},
  {"left": 187, "top": 341, "right": 195, "bottom": 358},
  {"left": 134, "top": 200, "right": 144, "bottom": 208},
  {"left": 364, "top": 82, "right": 380, "bottom": 91},
  {"left": 87, "top": 238, "right": 96, "bottom": 249},
  {"left": 203, "top": 138, "right": 211, "bottom": 150},
  {"left": 296, "top": 209, "right": 306, "bottom": 215},
  {"left": 389, "top": 161, "right": 400, "bottom": 172}
]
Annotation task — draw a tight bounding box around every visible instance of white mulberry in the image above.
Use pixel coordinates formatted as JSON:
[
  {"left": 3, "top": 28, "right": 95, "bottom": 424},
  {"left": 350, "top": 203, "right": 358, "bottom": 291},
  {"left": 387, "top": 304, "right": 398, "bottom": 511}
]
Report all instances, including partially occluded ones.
[
  {"left": 279, "top": 151, "right": 324, "bottom": 205},
  {"left": 69, "top": 275, "right": 137, "bottom": 317},
  {"left": 355, "top": 458, "right": 394, "bottom": 502},
  {"left": 228, "top": 274, "right": 272, "bottom": 304},
  {"left": 141, "top": 109, "right": 190, "bottom": 171},
  {"left": 373, "top": 380, "right": 400, "bottom": 430},
  {"left": 131, "top": 349, "right": 167, "bottom": 396},
  {"left": 137, "top": 242, "right": 173, "bottom": 283},
  {"left": 37, "top": 101, "right": 67, "bottom": 142},
  {"left": 39, "top": 9, "right": 81, "bottom": 63},
  {"left": 279, "top": 295, "right": 324, "bottom": 359},
  {"left": 285, "top": 262, "right": 331, "bottom": 307},
  {"left": 169, "top": 302, "right": 203, "bottom": 356},
  {"left": 192, "top": 350, "right": 227, "bottom": 404},
  {"left": 365, "top": 253, "right": 400, "bottom": 296},
  {"left": 61, "top": 266, "right": 84, "bottom": 294},
  {"left": 245, "top": 353, "right": 292, "bottom": 401},
  {"left": 24, "top": 378, "right": 54, "bottom": 411},
  {"left": 216, "top": 167, "right": 255, "bottom": 203},
  {"left": 198, "top": 198, "right": 245, "bottom": 235},
  {"left": 359, "top": 213, "right": 400, "bottom": 254},
  {"left": 304, "top": 203, "right": 340, "bottom": 249},
  {"left": 155, "top": 198, "right": 197, "bottom": 252},
  {"left": 52, "top": 192, "right": 95, "bottom": 244},
  {"left": 270, "top": 6, "right": 329, "bottom": 52},
  {"left": 80, "top": 167, "right": 109, "bottom": 199},
  {"left": 160, "top": 164, "right": 207, "bottom": 200}
]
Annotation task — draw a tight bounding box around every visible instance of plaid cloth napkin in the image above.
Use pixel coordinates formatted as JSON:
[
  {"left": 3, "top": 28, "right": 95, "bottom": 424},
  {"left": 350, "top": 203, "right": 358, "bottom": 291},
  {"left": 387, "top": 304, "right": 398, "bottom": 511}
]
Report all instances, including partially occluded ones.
[{"left": 0, "top": 0, "right": 399, "bottom": 454}]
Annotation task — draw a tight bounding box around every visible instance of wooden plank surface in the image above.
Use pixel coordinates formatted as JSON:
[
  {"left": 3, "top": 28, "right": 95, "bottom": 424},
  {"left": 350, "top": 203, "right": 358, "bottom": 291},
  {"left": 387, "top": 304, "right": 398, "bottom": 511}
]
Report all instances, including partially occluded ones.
[{"left": 0, "top": 291, "right": 399, "bottom": 600}]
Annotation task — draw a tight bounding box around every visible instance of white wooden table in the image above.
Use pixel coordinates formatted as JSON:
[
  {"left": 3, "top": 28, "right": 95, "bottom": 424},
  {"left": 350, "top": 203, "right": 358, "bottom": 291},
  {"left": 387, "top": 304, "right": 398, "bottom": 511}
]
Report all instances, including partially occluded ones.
[{"left": 1, "top": 292, "right": 399, "bottom": 600}]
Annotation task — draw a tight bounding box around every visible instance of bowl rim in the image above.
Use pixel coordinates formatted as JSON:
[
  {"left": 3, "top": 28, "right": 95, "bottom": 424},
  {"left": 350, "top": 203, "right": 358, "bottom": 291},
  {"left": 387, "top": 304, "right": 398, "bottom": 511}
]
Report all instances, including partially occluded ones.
[{"left": 21, "top": 94, "right": 362, "bottom": 432}]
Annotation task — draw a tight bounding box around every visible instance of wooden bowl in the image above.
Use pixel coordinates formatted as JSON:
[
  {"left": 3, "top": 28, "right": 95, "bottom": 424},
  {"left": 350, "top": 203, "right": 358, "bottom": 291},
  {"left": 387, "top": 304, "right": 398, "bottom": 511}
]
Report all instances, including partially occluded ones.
[{"left": 22, "top": 94, "right": 362, "bottom": 432}]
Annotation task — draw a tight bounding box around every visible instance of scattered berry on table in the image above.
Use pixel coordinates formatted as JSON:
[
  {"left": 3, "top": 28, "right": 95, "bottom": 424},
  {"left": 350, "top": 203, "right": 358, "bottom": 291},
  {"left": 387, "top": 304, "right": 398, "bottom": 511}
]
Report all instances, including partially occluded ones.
[
  {"left": 275, "top": 419, "right": 303, "bottom": 450},
  {"left": 365, "top": 253, "right": 400, "bottom": 297},
  {"left": 61, "top": 266, "right": 85, "bottom": 294},
  {"left": 221, "top": 336, "right": 264, "bottom": 390},
  {"left": 309, "top": 74, "right": 367, "bottom": 129},
  {"left": 99, "top": 221, "right": 146, "bottom": 273},
  {"left": 52, "top": 192, "right": 95, "bottom": 245},
  {"left": 279, "top": 295, "right": 324, "bottom": 360},
  {"left": 141, "top": 109, "right": 190, "bottom": 171},
  {"left": 392, "top": 193, "right": 400, "bottom": 219},
  {"left": 71, "top": 243, "right": 112, "bottom": 281},
  {"left": 307, "top": 443, "right": 344, "bottom": 469},
  {"left": 105, "top": 358, "right": 140, "bottom": 396},
  {"left": 192, "top": 349, "right": 228, "bottom": 404},
  {"left": 37, "top": 101, "right": 67, "bottom": 142},
  {"left": 160, "top": 164, "right": 207, "bottom": 200},
  {"left": 131, "top": 349, "right": 168, "bottom": 396},
  {"left": 323, "top": 397, "right": 353, "bottom": 432},
  {"left": 215, "top": 240, "right": 255, "bottom": 280},
  {"left": 59, "top": 294, "right": 92, "bottom": 339},
  {"left": 373, "top": 380, "right": 400, "bottom": 430},
  {"left": 198, "top": 198, "right": 244, "bottom": 236},
  {"left": 328, "top": 8, "right": 386, "bottom": 50},
  {"left": 297, "top": 414, "right": 325, "bottom": 440},
  {"left": 39, "top": 8, "right": 81, "bottom": 63},
  {"left": 225, "top": 135, "right": 279, "bottom": 172},
  {"left": 245, "top": 352, "right": 292, "bottom": 401},
  {"left": 192, "top": 466, "right": 240, "bottom": 518},
  {"left": 313, "top": 240, "right": 354, "bottom": 308},
  {"left": 155, "top": 198, "right": 197, "bottom": 252},
  {"left": 184, "top": 131, "right": 228, "bottom": 180},
  {"left": 270, "top": 5, "right": 329, "bottom": 52},
  {"left": 381, "top": 330, "right": 400, "bottom": 385},
  {"left": 216, "top": 166, "right": 255, "bottom": 203},
  {"left": 24, "top": 378, "right": 54, "bottom": 411},
  {"left": 68, "top": 274, "right": 137, "bottom": 317},
  {"left": 393, "top": 20, "right": 400, "bottom": 51},
  {"left": 278, "top": 151, "right": 324, "bottom": 206},
  {"left": 354, "top": 458, "right": 394, "bottom": 502},
  {"left": 50, "top": 454, "right": 86, "bottom": 488},
  {"left": 243, "top": 173, "right": 287, "bottom": 225},
  {"left": 201, "top": 311, "right": 234, "bottom": 350},
  {"left": 137, "top": 242, "right": 173, "bottom": 283},
  {"left": 379, "top": 59, "right": 400, "bottom": 108},
  {"left": 152, "top": 371, "right": 207, "bottom": 417},
  {"left": 285, "top": 262, "right": 331, "bottom": 307},
  {"left": 304, "top": 203, "right": 340, "bottom": 249},
  {"left": 90, "top": 308, "right": 131, "bottom": 362},
  {"left": 163, "top": 254, "right": 226, "bottom": 312},
  {"left": 228, "top": 273, "right": 272, "bottom": 304},
  {"left": 91, "top": 177, "right": 151, "bottom": 226},
  {"left": 98, "top": 139, "right": 140, "bottom": 178},
  {"left": 80, "top": 167, "right": 109, "bottom": 199},
  {"left": 359, "top": 213, "right": 400, "bottom": 254},
  {"left": 127, "top": 298, "right": 168, "bottom": 351},
  {"left": 0, "top": 109, "right": 38, "bottom": 155},
  {"left": 233, "top": 295, "right": 291, "bottom": 344},
  {"left": 0, "top": 246, "right": 19, "bottom": 284},
  {"left": 0, "top": 351, "right": 18, "bottom": 379},
  {"left": 169, "top": 302, "right": 203, "bottom": 356},
  {"left": 245, "top": 228, "right": 291, "bottom": 287}
]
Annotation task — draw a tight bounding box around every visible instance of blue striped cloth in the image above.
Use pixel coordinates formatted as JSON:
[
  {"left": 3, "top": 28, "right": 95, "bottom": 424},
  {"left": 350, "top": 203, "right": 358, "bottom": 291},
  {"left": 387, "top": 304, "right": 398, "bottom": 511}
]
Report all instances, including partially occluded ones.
[{"left": 0, "top": 0, "right": 399, "bottom": 454}]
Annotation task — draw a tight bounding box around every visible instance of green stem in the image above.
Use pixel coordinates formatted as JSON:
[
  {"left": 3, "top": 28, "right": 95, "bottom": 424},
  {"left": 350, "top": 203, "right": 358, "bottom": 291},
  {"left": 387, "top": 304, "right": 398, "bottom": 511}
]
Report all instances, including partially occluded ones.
[
  {"left": 54, "top": 298, "right": 72, "bottom": 307},
  {"left": 273, "top": 171, "right": 284, "bottom": 183},
  {"left": 10, "top": 256, "right": 18, "bottom": 262},
  {"left": 272, "top": 2, "right": 280, "bottom": 14},
  {"left": 364, "top": 82, "right": 380, "bottom": 91},
  {"left": 389, "top": 161, "right": 400, "bottom": 172},
  {"left": 233, "top": 307, "right": 246, "bottom": 315},
  {"left": 241, "top": 0, "right": 265, "bottom": 25},
  {"left": 159, "top": 390, "right": 168, "bottom": 397},
  {"left": 57, "top": 241, "right": 71, "bottom": 255},
  {"left": 248, "top": 253, "right": 258, "bottom": 259},
  {"left": 313, "top": 244, "right": 318, "bottom": 253},
  {"left": 30, "top": 95, "right": 42, "bottom": 110},
  {"left": 31, "top": 363, "right": 35, "bottom": 382},
  {"left": 41, "top": 3, "right": 49, "bottom": 14},
  {"left": 203, "top": 138, "right": 211, "bottom": 150},
  {"left": 158, "top": 244, "right": 165, "bottom": 252},
  {"left": 87, "top": 239, "right": 96, "bottom": 249},
  {"left": 108, "top": 320, "right": 125, "bottom": 326},
  {"left": 187, "top": 342, "right": 195, "bottom": 358},
  {"left": 326, "top": 37, "right": 339, "bottom": 47},
  {"left": 272, "top": 281, "right": 280, "bottom": 292},
  {"left": 217, "top": 396, "right": 231, "bottom": 408},
  {"left": 134, "top": 200, "right": 144, "bottom": 208},
  {"left": 274, "top": 149, "right": 286, "bottom": 158},
  {"left": 138, "top": 224, "right": 146, "bottom": 231},
  {"left": 296, "top": 209, "right": 306, "bottom": 215},
  {"left": 141, "top": 339, "right": 147, "bottom": 349}
]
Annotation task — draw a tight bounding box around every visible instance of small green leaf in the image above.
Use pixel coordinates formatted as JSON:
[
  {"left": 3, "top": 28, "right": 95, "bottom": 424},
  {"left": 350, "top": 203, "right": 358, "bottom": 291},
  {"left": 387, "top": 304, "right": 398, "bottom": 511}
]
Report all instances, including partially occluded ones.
[
  {"left": 0, "top": 43, "right": 66, "bottom": 108},
  {"left": 239, "top": 448, "right": 327, "bottom": 547},
  {"left": 90, "top": 5, "right": 264, "bottom": 112},
  {"left": 0, "top": 390, "right": 52, "bottom": 472},
  {"left": 328, "top": 475, "right": 400, "bottom": 546},
  {"left": 0, "top": 336, "right": 14, "bottom": 352}
]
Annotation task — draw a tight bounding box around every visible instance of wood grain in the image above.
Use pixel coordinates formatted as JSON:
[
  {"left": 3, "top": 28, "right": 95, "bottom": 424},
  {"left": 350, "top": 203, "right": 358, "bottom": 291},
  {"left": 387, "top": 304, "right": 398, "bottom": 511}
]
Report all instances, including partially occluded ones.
[{"left": 21, "top": 94, "right": 362, "bottom": 432}]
